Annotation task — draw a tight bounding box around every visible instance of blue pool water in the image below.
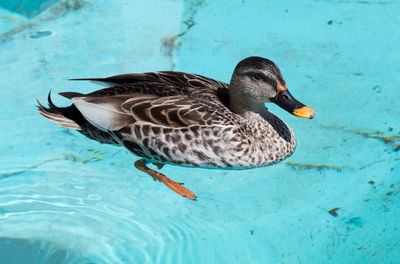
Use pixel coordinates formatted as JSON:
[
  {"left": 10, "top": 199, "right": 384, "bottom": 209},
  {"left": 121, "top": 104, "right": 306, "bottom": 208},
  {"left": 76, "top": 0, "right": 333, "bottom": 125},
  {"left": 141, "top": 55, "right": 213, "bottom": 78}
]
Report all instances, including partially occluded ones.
[{"left": 1, "top": 0, "right": 399, "bottom": 263}]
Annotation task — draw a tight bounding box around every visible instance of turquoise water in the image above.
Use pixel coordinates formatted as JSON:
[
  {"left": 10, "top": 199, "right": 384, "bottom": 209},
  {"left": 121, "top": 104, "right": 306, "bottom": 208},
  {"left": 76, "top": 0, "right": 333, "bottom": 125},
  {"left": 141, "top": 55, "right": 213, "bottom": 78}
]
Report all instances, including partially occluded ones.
[{"left": 1, "top": 0, "right": 399, "bottom": 263}]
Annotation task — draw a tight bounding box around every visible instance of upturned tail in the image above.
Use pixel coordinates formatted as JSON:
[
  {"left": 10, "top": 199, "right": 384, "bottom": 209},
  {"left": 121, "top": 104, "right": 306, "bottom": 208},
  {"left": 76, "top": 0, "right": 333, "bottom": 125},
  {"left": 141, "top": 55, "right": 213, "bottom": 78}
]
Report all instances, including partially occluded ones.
[{"left": 36, "top": 92, "right": 82, "bottom": 130}]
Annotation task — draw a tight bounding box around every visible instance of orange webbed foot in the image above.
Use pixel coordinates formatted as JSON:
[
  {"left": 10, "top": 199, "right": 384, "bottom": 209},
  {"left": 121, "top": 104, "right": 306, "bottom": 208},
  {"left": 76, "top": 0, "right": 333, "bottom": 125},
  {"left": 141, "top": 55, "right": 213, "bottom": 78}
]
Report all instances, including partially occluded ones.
[
  {"left": 134, "top": 160, "right": 197, "bottom": 201},
  {"left": 160, "top": 177, "right": 197, "bottom": 200}
]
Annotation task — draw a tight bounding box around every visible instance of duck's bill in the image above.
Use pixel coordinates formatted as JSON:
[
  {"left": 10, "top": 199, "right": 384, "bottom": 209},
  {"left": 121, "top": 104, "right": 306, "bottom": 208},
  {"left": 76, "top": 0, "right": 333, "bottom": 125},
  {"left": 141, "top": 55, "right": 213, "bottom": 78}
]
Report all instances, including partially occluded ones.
[{"left": 272, "top": 90, "right": 315, "bottom": 119}]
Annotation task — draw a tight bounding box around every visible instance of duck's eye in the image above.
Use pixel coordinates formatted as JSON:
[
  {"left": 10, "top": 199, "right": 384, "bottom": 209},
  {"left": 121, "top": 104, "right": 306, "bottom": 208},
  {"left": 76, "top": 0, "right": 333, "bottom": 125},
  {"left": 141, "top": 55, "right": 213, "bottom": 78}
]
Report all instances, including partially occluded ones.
[{"left": 253, "top": 73, "right": 263, "bottom": 80}]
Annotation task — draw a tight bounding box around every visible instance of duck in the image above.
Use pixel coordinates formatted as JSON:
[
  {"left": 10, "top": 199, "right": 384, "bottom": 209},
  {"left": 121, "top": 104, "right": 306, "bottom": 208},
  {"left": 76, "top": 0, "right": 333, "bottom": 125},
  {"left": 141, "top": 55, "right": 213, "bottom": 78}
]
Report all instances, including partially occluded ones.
[{"left": 37, "top": 56, "right": 315, "bottom": 200}]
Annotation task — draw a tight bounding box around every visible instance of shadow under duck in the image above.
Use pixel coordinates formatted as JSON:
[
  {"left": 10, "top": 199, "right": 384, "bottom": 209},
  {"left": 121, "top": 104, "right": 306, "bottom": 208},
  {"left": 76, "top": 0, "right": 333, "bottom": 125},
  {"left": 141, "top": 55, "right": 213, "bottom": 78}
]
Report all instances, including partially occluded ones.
[{"left": 37, "top": 56, "right": 315, "bottom": 200}]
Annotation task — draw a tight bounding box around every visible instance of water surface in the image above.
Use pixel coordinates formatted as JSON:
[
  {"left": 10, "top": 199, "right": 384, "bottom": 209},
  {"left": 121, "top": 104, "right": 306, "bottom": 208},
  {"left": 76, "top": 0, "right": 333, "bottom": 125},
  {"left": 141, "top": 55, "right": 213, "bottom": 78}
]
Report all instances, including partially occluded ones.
[{"left": 0, "top": 0, "right": 399, "bottom": 263}]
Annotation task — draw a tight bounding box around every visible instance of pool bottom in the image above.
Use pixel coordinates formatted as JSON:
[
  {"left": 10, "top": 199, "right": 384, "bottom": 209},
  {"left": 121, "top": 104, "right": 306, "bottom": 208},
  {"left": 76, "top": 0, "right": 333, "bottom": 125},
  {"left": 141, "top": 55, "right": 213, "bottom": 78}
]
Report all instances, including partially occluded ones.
[{"left": 0, "top": 237, "right": 84, "bottom": 264}]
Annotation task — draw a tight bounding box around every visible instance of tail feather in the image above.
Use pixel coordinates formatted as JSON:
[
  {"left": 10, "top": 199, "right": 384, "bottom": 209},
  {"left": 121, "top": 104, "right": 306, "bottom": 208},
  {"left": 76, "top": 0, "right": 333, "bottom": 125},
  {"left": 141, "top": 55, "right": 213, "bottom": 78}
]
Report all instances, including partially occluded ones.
[
  {"left": 47, "top": 91, "right": 57, "bottom": 109},
  {"left": 37, "top": 92, "right": 82, "bottom": 130},
  {"left": 59, "top": 92, "right": 84, "bottom": 99}
]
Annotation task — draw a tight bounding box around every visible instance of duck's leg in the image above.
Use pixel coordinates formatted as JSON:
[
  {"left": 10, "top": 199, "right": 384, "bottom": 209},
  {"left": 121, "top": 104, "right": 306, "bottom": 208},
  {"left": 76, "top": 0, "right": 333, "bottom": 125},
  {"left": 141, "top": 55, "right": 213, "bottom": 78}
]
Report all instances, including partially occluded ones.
[
  {"left": 152, "top": 162, "right": 164, "bottom": 170},
  {"left": 134, "top": 160, "right": 197, "bottom": 201}
]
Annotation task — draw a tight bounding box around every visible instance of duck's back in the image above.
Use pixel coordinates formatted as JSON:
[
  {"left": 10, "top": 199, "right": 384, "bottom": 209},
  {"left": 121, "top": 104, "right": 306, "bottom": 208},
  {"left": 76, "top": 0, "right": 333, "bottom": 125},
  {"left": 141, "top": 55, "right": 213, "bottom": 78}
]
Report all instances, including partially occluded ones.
[{"left": 77, "top": 71, "right": 229, "bottom": 99}]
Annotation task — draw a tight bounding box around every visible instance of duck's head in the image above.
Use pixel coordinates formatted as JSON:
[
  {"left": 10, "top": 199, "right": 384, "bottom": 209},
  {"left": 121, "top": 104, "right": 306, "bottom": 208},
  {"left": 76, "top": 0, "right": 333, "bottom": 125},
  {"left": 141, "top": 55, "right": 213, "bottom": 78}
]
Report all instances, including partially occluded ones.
[{"left": 229, "top": 56, "right": 315, "bottom": 119}]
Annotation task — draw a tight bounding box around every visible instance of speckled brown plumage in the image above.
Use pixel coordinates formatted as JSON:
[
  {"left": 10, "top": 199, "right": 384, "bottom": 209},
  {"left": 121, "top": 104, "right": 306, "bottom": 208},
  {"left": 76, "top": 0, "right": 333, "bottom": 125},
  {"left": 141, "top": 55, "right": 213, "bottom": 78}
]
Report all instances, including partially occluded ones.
[{"left": 37, "top": 57, "right": 313, "bottom": 171}]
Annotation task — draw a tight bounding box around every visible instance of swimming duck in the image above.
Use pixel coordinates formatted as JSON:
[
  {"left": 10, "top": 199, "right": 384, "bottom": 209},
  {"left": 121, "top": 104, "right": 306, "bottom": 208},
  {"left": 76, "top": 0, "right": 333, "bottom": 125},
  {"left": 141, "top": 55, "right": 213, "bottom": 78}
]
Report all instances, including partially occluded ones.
[{"left": 37, "top": 56, "right": 315, "bottom": 200}]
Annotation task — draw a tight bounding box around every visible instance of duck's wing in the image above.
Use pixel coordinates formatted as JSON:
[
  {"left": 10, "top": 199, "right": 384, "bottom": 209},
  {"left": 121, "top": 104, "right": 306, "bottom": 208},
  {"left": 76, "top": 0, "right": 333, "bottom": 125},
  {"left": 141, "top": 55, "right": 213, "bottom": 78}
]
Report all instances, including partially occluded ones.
[
  {"left": 71, "top": 93, "right": 232, "bottom": 131},
  {"left": 71, "top": 71, "right": 230, "bottom": 98},
  {"left": 71, "top": 93, "right": 240, "bottom": 166}
]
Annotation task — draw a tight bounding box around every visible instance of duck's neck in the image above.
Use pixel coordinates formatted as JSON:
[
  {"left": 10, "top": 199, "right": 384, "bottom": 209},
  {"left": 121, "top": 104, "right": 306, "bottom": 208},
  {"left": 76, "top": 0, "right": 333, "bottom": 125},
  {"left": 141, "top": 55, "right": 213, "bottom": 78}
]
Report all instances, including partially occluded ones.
[{"left": 229, "top": 76, "right": 266, "bottom": 115}]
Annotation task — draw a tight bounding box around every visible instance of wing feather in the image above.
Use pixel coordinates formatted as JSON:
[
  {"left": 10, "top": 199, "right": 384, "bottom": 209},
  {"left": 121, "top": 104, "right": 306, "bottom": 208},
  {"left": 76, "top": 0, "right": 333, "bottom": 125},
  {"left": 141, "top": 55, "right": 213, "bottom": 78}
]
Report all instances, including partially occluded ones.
[
  {"left": 71, "top": 71, "right": 229, "bottom": 98},
  {"left": 121, "top": 95, "right": 210, "bottom": 128}
]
